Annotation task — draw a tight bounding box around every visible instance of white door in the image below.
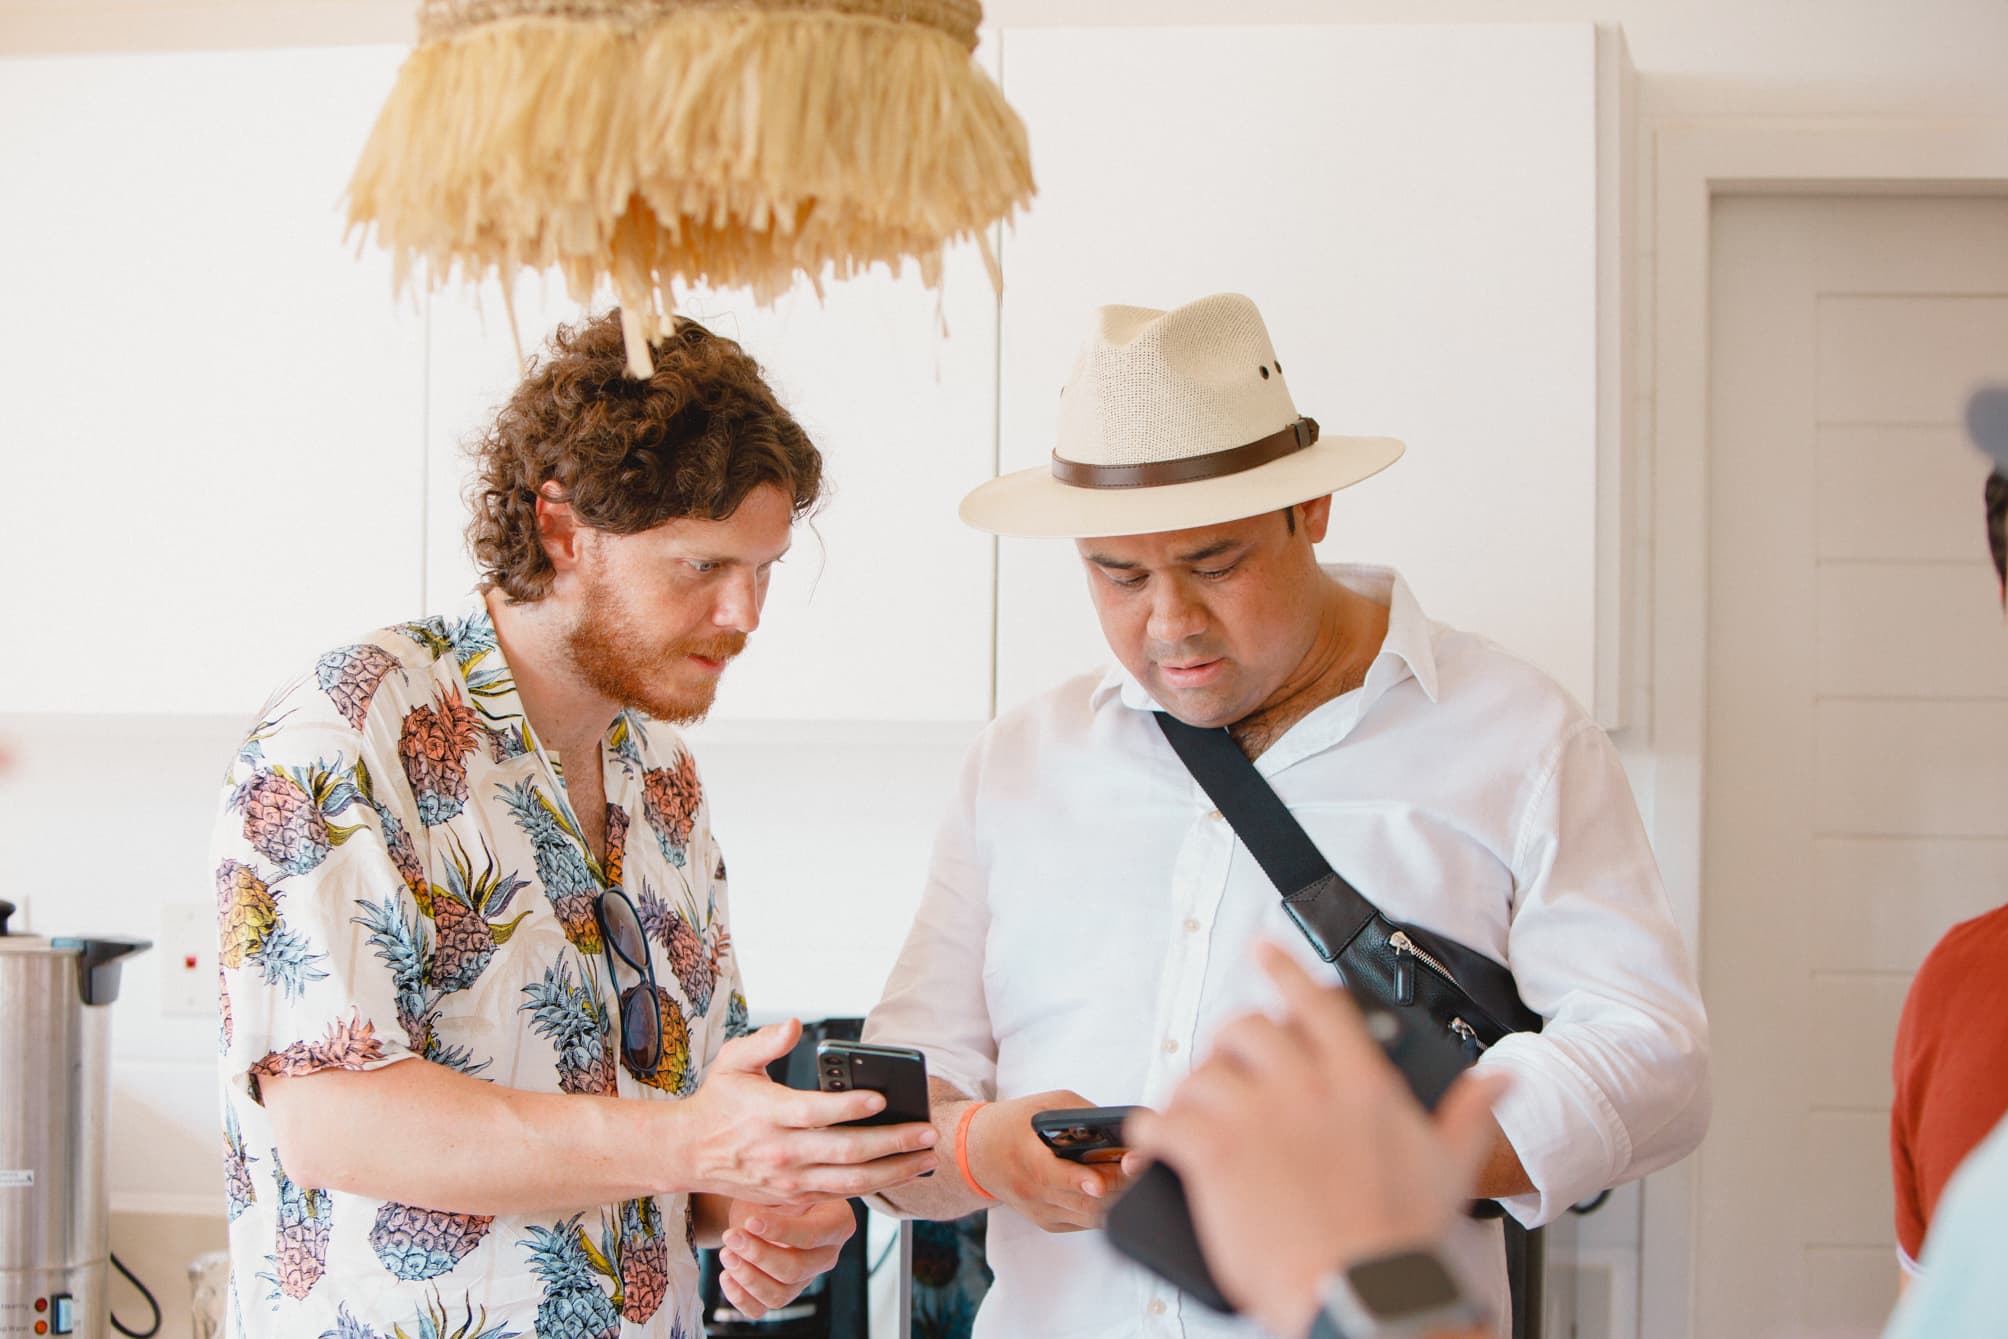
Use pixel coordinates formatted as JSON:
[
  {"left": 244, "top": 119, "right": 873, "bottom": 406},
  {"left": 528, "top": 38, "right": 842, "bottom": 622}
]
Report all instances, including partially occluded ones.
[{"left": 1698, "top": 194, "right": 2008, "bottom": 1338}]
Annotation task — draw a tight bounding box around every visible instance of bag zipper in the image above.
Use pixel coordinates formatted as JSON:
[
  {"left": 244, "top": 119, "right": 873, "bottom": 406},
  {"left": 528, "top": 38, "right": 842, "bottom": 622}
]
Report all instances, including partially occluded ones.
[
  {"left": 1389, "top": 929, "right": 1461, "bottom": 1006},
  {"left": 1391, "top": 932, "right": 1495, "bottom": 1053}
]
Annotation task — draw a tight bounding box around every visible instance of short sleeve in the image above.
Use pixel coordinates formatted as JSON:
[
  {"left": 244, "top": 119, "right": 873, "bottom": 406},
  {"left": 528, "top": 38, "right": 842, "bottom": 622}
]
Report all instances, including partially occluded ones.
[
  {"left": 1891, "top": 957, "right": 1933, "bottom": 1267},
  {"left": 214, "top": 683, "right": 425, "bottom": 1105}
]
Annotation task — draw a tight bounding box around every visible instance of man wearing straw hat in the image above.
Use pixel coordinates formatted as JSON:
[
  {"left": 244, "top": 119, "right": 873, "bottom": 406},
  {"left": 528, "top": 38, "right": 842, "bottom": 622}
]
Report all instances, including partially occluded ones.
[
  {"left": 864, "top": 293, "right": 1710, "bottom": 1336},
  {"left": 1123, "top": 394, "right": 2008, "bottom": 1339}
]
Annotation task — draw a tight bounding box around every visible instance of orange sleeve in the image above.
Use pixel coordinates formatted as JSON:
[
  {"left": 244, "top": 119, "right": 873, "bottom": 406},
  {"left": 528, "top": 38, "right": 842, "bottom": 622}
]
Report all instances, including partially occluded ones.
[{"left": 1890, "top": 971, "right": 1929, "bottom": 1264}]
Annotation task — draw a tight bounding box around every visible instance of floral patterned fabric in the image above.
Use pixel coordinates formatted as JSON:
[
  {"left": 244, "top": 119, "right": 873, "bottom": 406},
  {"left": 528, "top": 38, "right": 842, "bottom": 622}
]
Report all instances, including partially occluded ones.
[{"left": 213, "top": 595, "right": 749, "bottom": 1339}]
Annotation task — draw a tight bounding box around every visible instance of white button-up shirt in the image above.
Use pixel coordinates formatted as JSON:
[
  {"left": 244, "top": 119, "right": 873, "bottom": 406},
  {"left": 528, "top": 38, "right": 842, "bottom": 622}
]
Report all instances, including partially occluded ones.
[{"left": 866, "top": 566, "right": 1709, "bottom": 1338}]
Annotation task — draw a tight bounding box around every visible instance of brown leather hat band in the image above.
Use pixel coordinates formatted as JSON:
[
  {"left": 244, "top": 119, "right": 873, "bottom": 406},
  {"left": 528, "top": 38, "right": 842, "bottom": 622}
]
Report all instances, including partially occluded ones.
[{"left": 1050, "top": 417, "right": 1321, "bottom": 490}]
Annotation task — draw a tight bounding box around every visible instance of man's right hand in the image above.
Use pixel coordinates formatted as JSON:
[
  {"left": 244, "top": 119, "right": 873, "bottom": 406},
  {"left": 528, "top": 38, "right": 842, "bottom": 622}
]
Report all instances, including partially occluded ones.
[
  {"left": 965, "top": 1090, "right": 1133, "bottom": 1232},
  {"left": 675, "top": 1021, "right": 940, "bottom": 1209}
]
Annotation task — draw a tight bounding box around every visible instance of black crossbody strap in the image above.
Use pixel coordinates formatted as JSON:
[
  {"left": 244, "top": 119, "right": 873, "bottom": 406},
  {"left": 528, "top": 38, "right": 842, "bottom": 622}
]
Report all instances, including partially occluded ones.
[{"left": 1154, "top": 713, "right": 1381, "bottom": 960}]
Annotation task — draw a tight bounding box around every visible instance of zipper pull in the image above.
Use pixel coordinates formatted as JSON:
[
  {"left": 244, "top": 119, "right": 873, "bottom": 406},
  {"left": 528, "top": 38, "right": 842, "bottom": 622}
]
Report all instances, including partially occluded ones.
[
  {"left": 1390, "top": 932, "right": 1416, "bottom": 1007},
  {"left": 1450, "top": 1017, "right": 1485, "bottom": 1056}
]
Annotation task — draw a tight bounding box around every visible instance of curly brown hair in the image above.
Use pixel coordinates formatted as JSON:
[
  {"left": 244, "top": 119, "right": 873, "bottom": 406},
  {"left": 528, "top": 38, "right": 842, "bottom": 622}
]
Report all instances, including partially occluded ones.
[{"left": 468, "top": 309, "right": 823, "bottom": 603}]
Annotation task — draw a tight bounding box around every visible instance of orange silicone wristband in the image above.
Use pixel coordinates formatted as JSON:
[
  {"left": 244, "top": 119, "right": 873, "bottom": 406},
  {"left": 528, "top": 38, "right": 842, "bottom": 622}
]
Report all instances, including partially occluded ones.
[{"left": 956, "top": 1102, "right": 997, "bottom": 1201}]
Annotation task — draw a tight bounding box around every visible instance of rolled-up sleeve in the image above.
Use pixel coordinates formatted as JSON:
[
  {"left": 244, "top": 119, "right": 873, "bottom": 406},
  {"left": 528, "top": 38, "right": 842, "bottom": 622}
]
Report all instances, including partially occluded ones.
[
  {"left": 1483, "top": 722, "right": 1711, "bottom": 1227},
  {"left": 862, "top": 735, "right": 999, "bottom": 1103}
]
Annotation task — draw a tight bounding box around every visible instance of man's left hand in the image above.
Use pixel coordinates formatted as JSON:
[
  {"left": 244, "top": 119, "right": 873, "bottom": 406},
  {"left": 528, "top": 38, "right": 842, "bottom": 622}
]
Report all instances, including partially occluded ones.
[{"left": 718, "top": 1198, "right": 857, "bottom": 1319}]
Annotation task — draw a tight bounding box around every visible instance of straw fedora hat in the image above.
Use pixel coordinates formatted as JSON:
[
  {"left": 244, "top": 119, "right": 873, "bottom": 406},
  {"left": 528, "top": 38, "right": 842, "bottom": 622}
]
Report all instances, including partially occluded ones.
[{"left": 959, "top": 293, "right": 1405, "bottom": 538}]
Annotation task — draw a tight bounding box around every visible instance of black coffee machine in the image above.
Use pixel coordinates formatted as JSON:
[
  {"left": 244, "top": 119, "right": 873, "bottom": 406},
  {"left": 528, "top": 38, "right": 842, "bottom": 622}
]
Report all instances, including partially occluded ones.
[{"left": 699, "top": 1018, "right": 873, "bottom": 1339}]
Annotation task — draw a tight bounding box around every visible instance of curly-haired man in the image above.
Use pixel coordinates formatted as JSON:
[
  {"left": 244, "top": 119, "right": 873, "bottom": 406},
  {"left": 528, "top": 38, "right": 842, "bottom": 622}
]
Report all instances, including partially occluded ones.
[{"left": 210, "top": 312, "right": 937, "bottom": 1339}]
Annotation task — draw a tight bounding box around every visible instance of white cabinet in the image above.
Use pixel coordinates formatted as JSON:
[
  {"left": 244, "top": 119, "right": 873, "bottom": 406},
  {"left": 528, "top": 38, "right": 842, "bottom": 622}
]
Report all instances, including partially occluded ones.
[
  {"left": 0, "top": 46, "right": 425, "bottom": 716},
  {"left": 0, "top": 27, "right": 1632, "bottom": 727},
  {"left": 992, "top": 23, "right": 1631, "bottom": 723},
  {"left": 0, "top": 42, "right": 998, "bottom": 723}
]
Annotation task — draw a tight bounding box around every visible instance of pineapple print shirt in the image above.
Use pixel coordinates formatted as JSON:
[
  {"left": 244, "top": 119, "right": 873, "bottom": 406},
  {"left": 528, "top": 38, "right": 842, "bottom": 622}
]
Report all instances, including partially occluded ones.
[{"left": 213, "top": 596, "right": 746, "bottom": 1339}]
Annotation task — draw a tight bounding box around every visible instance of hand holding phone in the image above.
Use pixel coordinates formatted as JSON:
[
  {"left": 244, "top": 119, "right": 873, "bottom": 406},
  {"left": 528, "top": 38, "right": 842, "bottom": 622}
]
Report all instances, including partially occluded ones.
[
  {"left": 815, "top": 1040, "right": 932, "bottom": 1128},
  {"left": 958, "top": 1090, "right": 1132, "bottom": 1232},
  {"left": 1031, "top": 1105, "right": 1143, "bottom": 1164}
]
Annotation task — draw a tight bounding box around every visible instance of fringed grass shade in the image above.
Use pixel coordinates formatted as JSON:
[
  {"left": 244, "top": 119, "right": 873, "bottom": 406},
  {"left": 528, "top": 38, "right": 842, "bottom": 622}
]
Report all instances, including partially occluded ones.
[{"left": 346, "top": 0, "right": 1034, "bottom": 374}]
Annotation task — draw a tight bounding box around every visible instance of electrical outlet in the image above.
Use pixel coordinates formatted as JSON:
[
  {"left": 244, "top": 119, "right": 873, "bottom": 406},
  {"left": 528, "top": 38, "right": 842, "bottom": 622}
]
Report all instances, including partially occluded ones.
[{"left": 160, "top": 902, "right": 218, "bottom": 1017}]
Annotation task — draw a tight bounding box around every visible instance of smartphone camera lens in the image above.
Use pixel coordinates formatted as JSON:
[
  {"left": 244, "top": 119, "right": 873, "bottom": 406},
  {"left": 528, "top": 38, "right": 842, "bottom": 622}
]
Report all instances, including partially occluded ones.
[{"left": 828, "top": 1079, "right": 847, "bottom": 1090}]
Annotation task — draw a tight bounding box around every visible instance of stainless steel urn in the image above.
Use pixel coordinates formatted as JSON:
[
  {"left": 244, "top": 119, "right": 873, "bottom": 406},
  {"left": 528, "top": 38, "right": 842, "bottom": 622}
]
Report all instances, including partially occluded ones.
[{"left": 0, "top": 900, "right": 148, "bottom": 1339}]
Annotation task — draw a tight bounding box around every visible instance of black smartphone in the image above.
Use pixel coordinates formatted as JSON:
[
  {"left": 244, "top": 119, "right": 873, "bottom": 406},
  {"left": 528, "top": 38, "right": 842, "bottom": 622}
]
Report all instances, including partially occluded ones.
[
  {"left": 815, "top": 1040, "right": 931, "bottom": 1128},
  {"left": 1104, "top": 999, "right": 1471, "bottom": 1314},
  {"left": 1031, "top": 1105, "right": 1142, "bottom": 1164}
]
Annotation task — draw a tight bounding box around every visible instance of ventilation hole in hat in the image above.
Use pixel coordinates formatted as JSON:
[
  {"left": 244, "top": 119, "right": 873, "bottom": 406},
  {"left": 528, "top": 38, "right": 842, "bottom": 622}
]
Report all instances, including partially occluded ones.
[
  {"left": 1275, "top": 361, "right": 1283, "bottom": 375},
  {"left": 1258, "top": 366, "right": 1270, "bottom": 379}
]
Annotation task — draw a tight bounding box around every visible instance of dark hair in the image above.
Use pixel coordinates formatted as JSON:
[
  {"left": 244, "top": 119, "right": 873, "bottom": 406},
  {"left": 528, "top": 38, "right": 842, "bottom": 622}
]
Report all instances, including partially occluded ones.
[
  {"left": 468, "top": 310, "right": 823, "bottom": 603},
  {"left": 1987, "top": 470, "right": 2007, "bottom": 588}
]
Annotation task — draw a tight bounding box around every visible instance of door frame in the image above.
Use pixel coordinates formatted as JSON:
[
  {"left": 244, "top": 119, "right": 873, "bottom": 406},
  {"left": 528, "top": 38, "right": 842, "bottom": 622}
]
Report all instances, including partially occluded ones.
[{"left": 1642, "top": 121, "right": 2008, "bottom": 1339}]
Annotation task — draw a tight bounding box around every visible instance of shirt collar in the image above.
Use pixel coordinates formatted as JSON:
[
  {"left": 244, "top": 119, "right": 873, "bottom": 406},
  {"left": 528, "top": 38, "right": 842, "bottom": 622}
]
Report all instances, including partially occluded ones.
[{"left": 1096, "top": 563, "right": 1441, "bottom": 715}]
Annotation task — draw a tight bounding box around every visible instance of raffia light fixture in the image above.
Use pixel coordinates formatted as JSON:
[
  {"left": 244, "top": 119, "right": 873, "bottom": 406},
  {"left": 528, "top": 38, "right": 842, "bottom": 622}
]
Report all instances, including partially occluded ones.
[{"left": 346, "top": 0, "right": 1035, "bottom": 375}]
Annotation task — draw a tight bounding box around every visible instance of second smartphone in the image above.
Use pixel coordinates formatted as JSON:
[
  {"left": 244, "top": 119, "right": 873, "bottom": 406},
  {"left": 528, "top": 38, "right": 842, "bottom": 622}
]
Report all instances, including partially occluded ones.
[{"left": 815, "top": 1039, "right": 931, "bottom": 1128}]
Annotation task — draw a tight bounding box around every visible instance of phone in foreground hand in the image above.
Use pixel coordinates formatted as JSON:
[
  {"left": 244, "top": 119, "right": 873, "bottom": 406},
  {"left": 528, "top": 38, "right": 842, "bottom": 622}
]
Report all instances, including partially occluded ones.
[
  {"left": 1032, "top": 1105, "right": 1143, "bottom": 1164},
  {"left": 1104, "top": 998, "right": 1471, "bottom": 1314},
  {"left": 815, "top": 1039, "right": 932, "bottom": 1128}
]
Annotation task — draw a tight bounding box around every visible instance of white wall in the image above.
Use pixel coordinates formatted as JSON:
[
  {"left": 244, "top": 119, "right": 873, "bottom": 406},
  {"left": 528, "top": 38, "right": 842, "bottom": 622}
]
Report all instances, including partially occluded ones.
[
  {"left": 8, "top": 0, "right": 2008, "bottom": 120},
  {"left": 6, "top": 3, "right": 2007, "bottom": 1333}
]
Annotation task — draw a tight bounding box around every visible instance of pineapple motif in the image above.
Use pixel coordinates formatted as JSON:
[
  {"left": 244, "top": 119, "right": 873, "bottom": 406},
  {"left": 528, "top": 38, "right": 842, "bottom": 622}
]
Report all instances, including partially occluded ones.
[
  {"left": 606, "top": 713, "right": 646, "bottom": 778},
  {"left": 501, "top": 780, "right": 604, "bottom": 955},
  {"left": 321, "top": 1295, "right": 520, "bottom": 1339},
  {"left": 426, "top": 834, "right": 531, "bottom": 994},
  {"left": 615, "top": 1198, "right": 669, "bottom": 1324},
  {"left": 215, "top": 859, "right": 328, "bottom": 1001},
  {"left": 249, "top": 1013, "right": 387, "bottom": 1081},
  {"left": 521, "top": 958, "right": 618, "bottom": 1096},
  {"left": 223, "top": 1106, "right": 258, "bottom": 1222},
  {"left": 447, "top": 611, "right": 499, "bottom": 666},
  {"left": 314, "top": 643, "right": 405, "bottom": 729},
  {"left": 216, "top": 859, "right": 275, "bottom": 967},
  {"left": 368, "top": 1203, "right": 495, "bottom": 1281},
  {"left": 356, "top": 760, "right": 427, "bottom": 900},
  {"left": 398, "top": 686, "right": 485, "bottom": 826},
  {"left": 725, "top": 990, "right": 751, "bottom": 1041},
  {"left": 218, "top": 966, "right": 234, "bottom": 1052},
  {"left": 228, "top": 761, "right": 364, "bottom": 876},
  {"left": 354, "top": 895, "right": 489, "bottom": 1078},
  {"left": 521, "top": 1217, "right": 622, "bottom": 1339},
  {"left": 486, "top": 722, "right": 531, "bottom": 763},
  {"left": 602, "top": 805, "right": 630, "bottom": 890},
  {"left": 640, "top": 752, "right": 703, "bottom": 866},
  {"left": 394, "top": 617, "right": 455, "bottom": 662},
  {"left": 231, "top": 711, "right": 292, "bottom": 776},
  {"left": 621, "top": 983, "right": 694, "bottom": 1095},
  {"left": 640, "top": 883, "right": 729, "bottom": 1016},
  {"left": 265, "top": 1150, "right": 332, "bottom": 1302},
  {"left": 322, "top": 1305, "right": 374, "bottom": 1339}
]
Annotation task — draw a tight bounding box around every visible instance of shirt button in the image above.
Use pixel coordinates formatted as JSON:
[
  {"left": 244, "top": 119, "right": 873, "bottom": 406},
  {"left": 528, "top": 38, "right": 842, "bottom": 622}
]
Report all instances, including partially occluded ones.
[
  {"left": 1148, "top": 1300, "right": 1167, "bottom": 1316},
  {"left": 1205, "top": 809, "right": 1224, "bottom": 822},
  {"left": 1162, "top": 1038, "right": 1180, "bottom": 1054},
  {"left": 1183, "top": 917, "right": 1201, "bottom": 934}
]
